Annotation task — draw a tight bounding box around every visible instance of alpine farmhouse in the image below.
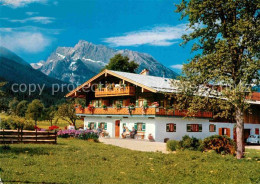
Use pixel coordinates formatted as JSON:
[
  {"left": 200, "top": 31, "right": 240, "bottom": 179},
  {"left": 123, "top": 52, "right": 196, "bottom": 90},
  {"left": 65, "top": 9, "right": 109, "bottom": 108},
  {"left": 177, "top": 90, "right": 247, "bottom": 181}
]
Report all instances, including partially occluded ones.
[{"left": 66, "top": 69, "right": 260, "bottom": 142}]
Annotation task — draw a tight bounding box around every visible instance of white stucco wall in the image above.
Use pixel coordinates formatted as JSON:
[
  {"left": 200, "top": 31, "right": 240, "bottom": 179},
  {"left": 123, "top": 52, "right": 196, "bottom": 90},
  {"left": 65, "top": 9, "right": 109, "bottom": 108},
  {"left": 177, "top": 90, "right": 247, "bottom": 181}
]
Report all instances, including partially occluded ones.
[
  {"left": 84, "top": 116, "right": 156, "bottom": 139},
  {"left": 83, "top": 116, "right": 260, "bottom": 142}
]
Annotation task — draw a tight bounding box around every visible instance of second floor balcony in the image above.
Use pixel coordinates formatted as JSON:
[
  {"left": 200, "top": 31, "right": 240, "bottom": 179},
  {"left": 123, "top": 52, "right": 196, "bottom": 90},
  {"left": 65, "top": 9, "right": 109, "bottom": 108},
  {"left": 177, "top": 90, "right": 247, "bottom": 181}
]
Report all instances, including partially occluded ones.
[
  {"left": 75, "top": 106, "right": 213, "bottom": 118},
  {"left": 95, "top": 86, "right": 135, "bottom": 97}
]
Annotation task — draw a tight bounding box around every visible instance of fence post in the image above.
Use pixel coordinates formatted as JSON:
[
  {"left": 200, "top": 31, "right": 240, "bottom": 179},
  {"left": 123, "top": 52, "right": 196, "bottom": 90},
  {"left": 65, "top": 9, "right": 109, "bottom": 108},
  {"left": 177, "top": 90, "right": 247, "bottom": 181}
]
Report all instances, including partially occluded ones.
[
  {"left": 2, "top": 129, "right": 4, "bottom": 143},
  {"left": 55, "top": 130, "right": 57, "bottom": 144},
  {"left": 21, "top": 128, "right": 23, "bottom": 142},
  {"left": 36, "top": 128, "right": 38, "bottom": 142}
]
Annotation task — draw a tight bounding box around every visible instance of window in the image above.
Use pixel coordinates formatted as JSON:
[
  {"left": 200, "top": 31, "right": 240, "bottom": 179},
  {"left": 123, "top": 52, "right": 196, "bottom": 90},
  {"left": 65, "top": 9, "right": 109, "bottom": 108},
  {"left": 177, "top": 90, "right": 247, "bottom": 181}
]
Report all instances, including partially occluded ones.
[
  {"left": 166, "top": 123, "right": 176, "bottom": 132},
  {"left": 209, "top": 124, "right": 216, "bottom": 132},
  {"left": 219, "top": 128, "right": 230, "bottom": 137},
  {"left": 98, "top": 122, "right": 107, "bottom": 130},
  {"left": 88, "top": 122, "right": 96, "bottom": 130},
  {"left": 255, "top": 128, "right": 259, "bottom": 135},
  {"left": 134, "top": 123, "right": 146, "bottom": 132},
  {"left": 187, "top": 124, "right": 202, "bottom": 132}
]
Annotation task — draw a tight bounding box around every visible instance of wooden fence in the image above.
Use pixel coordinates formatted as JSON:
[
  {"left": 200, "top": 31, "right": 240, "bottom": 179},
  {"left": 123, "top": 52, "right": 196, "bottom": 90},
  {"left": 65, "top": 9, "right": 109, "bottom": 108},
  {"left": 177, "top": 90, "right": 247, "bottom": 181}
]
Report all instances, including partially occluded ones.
[{"left": 0, "top": 129, "right": 57, "bottom": 144}]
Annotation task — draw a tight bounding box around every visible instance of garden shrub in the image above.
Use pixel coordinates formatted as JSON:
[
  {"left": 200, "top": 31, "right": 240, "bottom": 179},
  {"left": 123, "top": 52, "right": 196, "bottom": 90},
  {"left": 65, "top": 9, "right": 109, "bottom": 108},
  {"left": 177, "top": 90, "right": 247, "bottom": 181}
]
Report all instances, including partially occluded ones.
[
  {"left": 0, "top": 118, "right": 11, "bottom": 129},
  {"left": 57, "top": 129, "right": 99, "bottom": 142},
  {"left": 78, "top": 132, "right": 99, "bottom": 142},
  {"left": 200, "top": 135, "right": 236, "bottom": 155},
  {"left": 179, "top": 135, "right": 201, "bottom": 151},
  {"left": 166, "top": 140, "right": 179, "bottom": 151}
]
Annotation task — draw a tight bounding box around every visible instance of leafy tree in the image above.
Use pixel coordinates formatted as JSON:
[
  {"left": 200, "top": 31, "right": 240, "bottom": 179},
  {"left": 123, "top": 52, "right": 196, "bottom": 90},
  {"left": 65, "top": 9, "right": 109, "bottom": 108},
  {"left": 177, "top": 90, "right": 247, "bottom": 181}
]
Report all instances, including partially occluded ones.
[
  {"left": 0, "top": 82, "right": 6, "bottom": 97},
  {"left": 26, "top": 99, "right": 44, "bottom": 127},
  {"left": 104, "top": 54, "right": 139, "bottom": 73},
  {"left": 16, "top": 100, "right": 28, "bottom": 117},
  {"left": 175, "top": 0, "right": 259, "bottom": 159},
  {"left": 9, "top": 98, "right": 19, "bottom": 114},
  {"left": 57, "top": 102, "right": 78, "bottom": 128},
  {"left": 43, "top": 106, "right": 57, "bottom": 126},
  {"left": 0, "top": 97, "right": 9, "bottom": 112}
]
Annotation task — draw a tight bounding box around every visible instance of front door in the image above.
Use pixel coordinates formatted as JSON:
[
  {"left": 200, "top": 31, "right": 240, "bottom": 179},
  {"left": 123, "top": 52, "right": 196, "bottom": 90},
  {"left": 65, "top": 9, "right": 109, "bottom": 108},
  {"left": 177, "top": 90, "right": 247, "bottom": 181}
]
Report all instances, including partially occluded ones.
[{"left": 115, "top": 120, "right": 120, "bottom": 138}]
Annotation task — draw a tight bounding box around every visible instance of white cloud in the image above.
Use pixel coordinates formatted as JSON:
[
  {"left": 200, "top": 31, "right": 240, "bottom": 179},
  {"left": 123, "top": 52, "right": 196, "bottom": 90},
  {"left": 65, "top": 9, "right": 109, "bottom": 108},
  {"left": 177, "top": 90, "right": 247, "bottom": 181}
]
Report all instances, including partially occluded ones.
[
  {"left": 0, "top": 27, "right": 54, "bottom": 53},
  {"left": 103, "top": 24, "right": 190, "bottom": 47},
  {"left": 10, "top": 16, "right": 55, "bottom": 24},
  {"left": 26, "top": 11, "right": 39, "bottom": 16},
  {"left": 0, "top": 0, "right": 47, "bottom": 8},
  {"left": 171, "top": 64, "right": 183, "bottom": 70}
]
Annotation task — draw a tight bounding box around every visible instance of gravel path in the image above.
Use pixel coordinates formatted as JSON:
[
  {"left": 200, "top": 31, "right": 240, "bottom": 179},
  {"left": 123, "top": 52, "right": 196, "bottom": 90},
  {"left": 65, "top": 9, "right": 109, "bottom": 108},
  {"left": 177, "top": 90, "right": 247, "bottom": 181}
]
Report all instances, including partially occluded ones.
[
  {"left": 100, "top": 138, "right": 260, "bottom": 153},
  {"left": 245, "top": 145, "right": 260, "bottom": 150},
  {"left": 100, "top": 138, "right": 168, "bottom": 153}
]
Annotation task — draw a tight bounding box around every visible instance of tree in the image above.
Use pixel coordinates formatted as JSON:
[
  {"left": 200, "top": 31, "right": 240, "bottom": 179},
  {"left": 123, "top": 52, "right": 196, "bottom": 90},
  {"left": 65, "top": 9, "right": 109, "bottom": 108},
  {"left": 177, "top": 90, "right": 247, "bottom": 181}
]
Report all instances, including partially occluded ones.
[
  {"left": 0, "top": 82, "right": 6, "bottom": 97},
  {"left": 9, "top": 98, "right": 19, "bottom": 114},
  {"left": 104, "top": 54, "right": 139, "bottom": 73},
  {"left": 57, "top": 103, "right": 78, "bottom": 128},
  {"left": 175, "top": 0, "right": 259, "bottom": 159},
  {"left": 26, "top": 99, "right": 44, "bottom": 127},
  {"left": 16, "top": 100, "right": 28, "bottom": 117},
  {"left": 43, "top": 106, "right": 57, "bottom": 126}
]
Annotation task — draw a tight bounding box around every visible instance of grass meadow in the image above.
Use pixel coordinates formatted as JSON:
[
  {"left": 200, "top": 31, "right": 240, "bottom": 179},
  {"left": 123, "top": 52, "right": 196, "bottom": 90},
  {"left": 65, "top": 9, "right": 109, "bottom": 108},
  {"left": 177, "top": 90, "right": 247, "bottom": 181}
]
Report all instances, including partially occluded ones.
[{"left": 0, "top": 138, "right": 260, "bottom": 184}]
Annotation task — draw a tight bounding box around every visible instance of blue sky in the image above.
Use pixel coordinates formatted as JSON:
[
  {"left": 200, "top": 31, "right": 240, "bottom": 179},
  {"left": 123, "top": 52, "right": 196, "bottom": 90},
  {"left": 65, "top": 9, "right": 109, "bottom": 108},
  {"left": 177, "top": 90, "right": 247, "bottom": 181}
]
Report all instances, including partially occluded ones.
[{"left": 0, "top": 0, "right": 194, "bottom": 73}]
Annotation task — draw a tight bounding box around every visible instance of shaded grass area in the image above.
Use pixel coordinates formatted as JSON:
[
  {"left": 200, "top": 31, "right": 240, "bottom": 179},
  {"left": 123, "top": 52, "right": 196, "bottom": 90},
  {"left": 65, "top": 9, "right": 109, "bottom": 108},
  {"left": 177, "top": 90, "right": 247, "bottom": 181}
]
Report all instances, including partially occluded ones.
[{"left": 0, "top": 139, "right": 260, "bottom": 184}]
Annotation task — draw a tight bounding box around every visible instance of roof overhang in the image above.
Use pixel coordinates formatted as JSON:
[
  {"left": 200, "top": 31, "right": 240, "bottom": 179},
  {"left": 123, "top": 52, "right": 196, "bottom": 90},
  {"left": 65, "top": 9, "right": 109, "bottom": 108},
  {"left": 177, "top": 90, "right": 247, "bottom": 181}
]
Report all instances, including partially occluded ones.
[{"left": 66, "top": 69, "right": 157, "bottom": 98}]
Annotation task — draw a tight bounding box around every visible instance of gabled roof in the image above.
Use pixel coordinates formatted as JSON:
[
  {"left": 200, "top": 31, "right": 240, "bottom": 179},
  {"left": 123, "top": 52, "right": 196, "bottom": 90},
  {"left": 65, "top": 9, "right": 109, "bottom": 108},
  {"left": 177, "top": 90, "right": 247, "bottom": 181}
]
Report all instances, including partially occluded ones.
[
  {"left": 109, "top": 70, "right": 177, "bottom": 93},
  {"left": 66, "top": 69, "right": 176, "bottom": 97}
]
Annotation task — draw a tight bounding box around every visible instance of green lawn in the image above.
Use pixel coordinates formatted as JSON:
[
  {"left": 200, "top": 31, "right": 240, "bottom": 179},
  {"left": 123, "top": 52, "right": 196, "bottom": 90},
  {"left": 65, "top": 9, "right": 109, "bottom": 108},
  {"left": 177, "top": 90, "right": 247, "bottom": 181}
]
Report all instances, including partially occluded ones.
[{"left": 0, "top": 139, "right": 260, "bottom": 184}]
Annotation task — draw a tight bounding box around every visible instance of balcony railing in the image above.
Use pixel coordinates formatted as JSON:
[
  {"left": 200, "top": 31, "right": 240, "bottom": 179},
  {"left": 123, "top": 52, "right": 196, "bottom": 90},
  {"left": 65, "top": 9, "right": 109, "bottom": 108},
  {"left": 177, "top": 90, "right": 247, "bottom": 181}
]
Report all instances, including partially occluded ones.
[
  {"left": 95, "top": 86, "right": 135, "bottom": 97},
  {"left": 76, "top": 107, "right": 213, "bottom": 118}
]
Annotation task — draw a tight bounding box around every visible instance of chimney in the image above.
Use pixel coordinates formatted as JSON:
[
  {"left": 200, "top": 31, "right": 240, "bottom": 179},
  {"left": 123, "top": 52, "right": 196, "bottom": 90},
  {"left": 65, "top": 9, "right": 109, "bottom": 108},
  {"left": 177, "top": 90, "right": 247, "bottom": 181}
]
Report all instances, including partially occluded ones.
[
  {"left": 140, "top": 69, "right": 149, "bottom": 76},
  {"left": 162, "top": 70, "right": 165, "bottom": 78}
]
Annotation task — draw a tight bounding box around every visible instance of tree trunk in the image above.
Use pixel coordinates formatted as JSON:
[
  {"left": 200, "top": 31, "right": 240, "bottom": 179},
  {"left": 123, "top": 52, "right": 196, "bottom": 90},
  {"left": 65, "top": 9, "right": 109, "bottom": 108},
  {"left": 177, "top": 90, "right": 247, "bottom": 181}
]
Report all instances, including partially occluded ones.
[{"left": 235, "top": 107, "right": 244, "bottom": 159}]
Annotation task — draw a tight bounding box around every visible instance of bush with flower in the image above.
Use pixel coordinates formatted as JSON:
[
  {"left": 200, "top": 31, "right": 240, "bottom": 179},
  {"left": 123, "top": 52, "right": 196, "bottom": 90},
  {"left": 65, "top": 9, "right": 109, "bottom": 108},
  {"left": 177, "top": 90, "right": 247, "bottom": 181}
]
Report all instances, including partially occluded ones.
[
  {"left": 49, "top": 125, "right": 59, "bottom": 131},
  {"left": 57, "top": 129, "right": 98, "bottom": 141}
]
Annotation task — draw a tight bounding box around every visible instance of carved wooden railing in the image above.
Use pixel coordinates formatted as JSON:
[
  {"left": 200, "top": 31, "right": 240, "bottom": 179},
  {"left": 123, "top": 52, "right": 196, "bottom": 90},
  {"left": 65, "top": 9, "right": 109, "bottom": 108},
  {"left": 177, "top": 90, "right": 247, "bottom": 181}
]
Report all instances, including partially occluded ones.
[
  {"left": 95, "top": 86, "right": 135, "bottom": 97},
  {"left": 76, "top": 106, "right": 213, "bottom": 118}
]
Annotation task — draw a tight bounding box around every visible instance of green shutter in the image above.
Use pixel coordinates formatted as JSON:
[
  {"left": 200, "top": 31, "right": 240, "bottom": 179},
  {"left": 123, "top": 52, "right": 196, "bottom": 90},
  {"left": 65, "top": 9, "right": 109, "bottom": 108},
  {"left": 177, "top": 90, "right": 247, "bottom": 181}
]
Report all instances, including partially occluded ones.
[
  {"left": 174, "top": 124, "right": 176, "bottom": 132},
  {"left": 136, "top": 100, "right": 139, "bottom": 107},
  {"left": 94, "top": 123, "right": 97, "bottom": 129},
  {"left": 166, "top": 124, "right": 170, "bottom": 132},
  {"left": 142, "top": 123, "right": 146, "bottom": 131},
  {"left": 104, "top": 123, "right": 107, "bottom": 130},
  {"left": 187, "top": 124, "right": 191, "bottom": 132},
  {"left": 134, "top": 123, "right": 137, "bottom": 130},
  {"left": 214, "top": 125, "right": 216, "bottom": 132},
  {"left": 98, "top": 122, "right": 100, "bottom": 128},
  {"left": 144, "top": 99, "right": 147, "bottom": 105},
  {"left": 199, "top": 124, "right": 202, "bottom": 132},
  {"left": 88, "top": 122, "right": 91, "bottom": 128}
]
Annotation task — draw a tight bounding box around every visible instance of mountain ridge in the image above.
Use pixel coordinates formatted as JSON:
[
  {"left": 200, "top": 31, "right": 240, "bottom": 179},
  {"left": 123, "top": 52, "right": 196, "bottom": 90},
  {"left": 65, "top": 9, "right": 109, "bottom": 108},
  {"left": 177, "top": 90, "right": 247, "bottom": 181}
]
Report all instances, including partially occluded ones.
[{"left": 31, "top": 40, "right": 178, "bottom": 85}]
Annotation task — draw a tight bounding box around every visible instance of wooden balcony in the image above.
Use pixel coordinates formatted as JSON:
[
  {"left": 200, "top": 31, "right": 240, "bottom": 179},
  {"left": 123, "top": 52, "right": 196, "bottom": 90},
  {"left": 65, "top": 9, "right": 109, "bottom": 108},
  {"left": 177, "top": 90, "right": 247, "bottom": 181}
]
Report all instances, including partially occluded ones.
[
  {"left": 76, "top": 107, "right": 213, "bottom": 118},
  {"left": 95, "top": 86, "right": 135, "bottom": 97}
]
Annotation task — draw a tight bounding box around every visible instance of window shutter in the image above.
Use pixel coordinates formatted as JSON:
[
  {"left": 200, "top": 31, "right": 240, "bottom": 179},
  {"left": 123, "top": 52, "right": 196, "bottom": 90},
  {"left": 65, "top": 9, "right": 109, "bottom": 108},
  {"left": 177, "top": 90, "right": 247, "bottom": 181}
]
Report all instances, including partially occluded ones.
[
  {"left": 174, "top": 124, "right": 176, "bottom": 132},
  {"left": 226, "top": 128, "right": 230, "bottom": 137},
  {"left": 104, "top": 123, "right": 107, "bottom": 130},
  {"left": 166, "top": 124, "right": 170, "bottom": 132},
  {"left": 88, "top": 122, "right": 90, "bottom": 128},
  {"left": 98, "top": 122, "right": 100, "bottom": 128},
  {"left": 136, "top": 100, "right": 139, "bottom": 106},
  {"left": 214, "top": 125, "right": 216, "bottom": 132},
  {"left": 198, "top": 124, "right": 202, "bottom": 132},
  {"left": 219, "top": 128, "right": 222, "bottom": 135},
  {"left": 187, "top": 124, "right": 191, "bottom": 132},
  {"left": 144, "top": 99, "right": 147, "bottom": 105},
  {"left": 94, "top": 123, "right": 97, "bottom": 129},
  {"left": 255, "top": 128, "right": 259, "bottom": 135},
  {"left": 134, "top": 123, "right": 137, "bottom": 130},
  {"left": 142, "top": 123, "right": 146, "bottom": 131}
]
